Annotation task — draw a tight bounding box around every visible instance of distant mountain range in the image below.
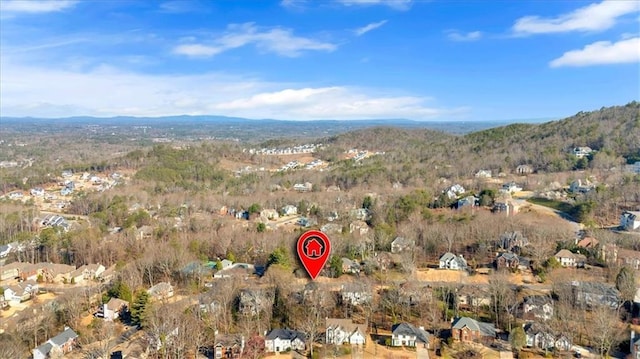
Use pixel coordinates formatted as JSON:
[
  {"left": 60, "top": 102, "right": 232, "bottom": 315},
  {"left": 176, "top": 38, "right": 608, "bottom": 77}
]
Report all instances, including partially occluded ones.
[{"left": 0, "top": 114, "right": 554, "bottom": 136}]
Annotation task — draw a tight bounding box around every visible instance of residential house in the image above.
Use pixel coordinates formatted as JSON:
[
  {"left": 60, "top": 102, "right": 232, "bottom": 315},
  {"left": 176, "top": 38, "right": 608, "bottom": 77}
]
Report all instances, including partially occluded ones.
[
  {"left": 341, "top": 258, "right": 361, "bottom": 274},
  {"left": 571, "top": 281, "right": 620, "bottom": 309},
  {"left": 523, "top": 322, "right": 571, "bottom": 351},
  {"left": 30, "top": 188, "right": 45, "bottom": 197},
  {"left": 445, "top": 184, "right": 466, "bottom": 199},
  {"left": 631, "top": 331, "right": 640, "bottom": 359},
  {"left": 554, "top": 249, "right": 586, "bottom": 268},
  {"left": 492, "top": 202, "right": 508, "bottom": 214},
  {"left": 350, "top": 208, "right": 371, "bottom": 221},
  {"left": 8, "top": 191, "right": 24, "bottom": 200},
  {"left": 3, "top": 280, "right": 39, "bottom": 304},
  {"left": 391, "top": 236, "right": 415, "bottom": 254},
  {"left": 340, "top": 283, "right": 372, "bottom": 306},
  {"left": 214, "top": 334, "right": 244, "bottom": 359},
  {"left": 293, "top": 182, "right": 313, "bottom": 192},
  {"left": 500, "top": 182, "right": 522, "bottom": 194},
  {"left": 98, "top": 297, "right": 129, "bottom": 321},
  {"left": 281, "top": 205, "right": 298, "bottom": 216},
  {"left": 238, "top": 287, "right": 274, "bottom": 316},
  {"left": 321, "top": 223, "right": 342, "bottom": 234},
  {"left": 40, "top": 263, "right": 76, "bottom": 283},
  {"left": 576, "top": 236, "right": 599, "bottom": 249},
  {"left": 78, "top": 263, "right": 106, "bottom": 280},
  {"left": 520, "top": 295, "right": 554, "bottom": 321},
  {"left": 451, "top": 317, "right": 496, "bottom": 344},
  {"left": 264, "top": 329, "right": 305, "bottom": 353},
  {"left": 621, "top": 211, "right": 640, "bottom": 231},
  {"left": 617, "top": 249, "right": 640, "bottom": 270},
  {"left": 325, "top": 318, "right": 367, "bottom": 345},
  {"left": 19, "top": 263, "right": 39, "bottom": 281},
  {"left": 391, "top": 322, "right": 430, "bottom": 348},
  {"left": 457, "top": 285, "right": 491, "bottom": 310},
  {"left": 259, "top": 209, "right": 279, "bottom": 221},
  {"left": 147, "top": 282, "right": 174, "bottom": 300},
  {"left": 569, "top": 179, "right": 595, "bottom": 194},
  {"left": 516, "top": 165, "right": 534, "bottom": 175},
  {"left": 33, "top": 327, "right": 78, "bottom": 359},
  {"left": 498, "top": 231, "right": 528, "bottom": 252},
  {"left": 475, "top": 170, "right": 492, "bottom": 178},
  {"left": 457, "top": 196, "right": 479, "bottom": 209},
  {"left": 573, "top": 147, "right": 593, "bottom": 158},
  {"left": 495, "top": 252, "right": 530, "bottom": 271},
  {"left": 1, "top": 261, "right": 23, "bottom": 281},
  {"left": 439, "top": 252, "right": 468, "bottom": 271},
  {"left": 68, "top": 268, "right": 85, "bottom": 284},
  {"left": 0, "top": 243, "right": 12, "bottom": 258}
]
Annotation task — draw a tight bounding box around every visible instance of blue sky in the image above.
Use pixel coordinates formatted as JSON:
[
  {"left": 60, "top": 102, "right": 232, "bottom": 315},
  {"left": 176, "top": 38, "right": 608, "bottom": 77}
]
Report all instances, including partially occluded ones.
[{"left": 0, "top": 0, "right": 638, "bottom": 121}]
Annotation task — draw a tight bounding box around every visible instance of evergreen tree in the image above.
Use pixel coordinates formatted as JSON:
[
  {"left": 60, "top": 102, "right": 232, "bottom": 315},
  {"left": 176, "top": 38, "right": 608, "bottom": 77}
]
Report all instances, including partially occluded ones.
[{"left": 130, "top": 290, "right": 150, "bottom": 327}]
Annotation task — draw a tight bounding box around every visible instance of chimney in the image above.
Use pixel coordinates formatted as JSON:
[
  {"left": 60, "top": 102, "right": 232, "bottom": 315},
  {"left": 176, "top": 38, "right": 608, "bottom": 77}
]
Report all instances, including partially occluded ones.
[
  {"left": 631, "top": 331, "right": 636, "bottom": 353},
  {"left": 241, "top": 335, "right": 245, "bottom": 351}
]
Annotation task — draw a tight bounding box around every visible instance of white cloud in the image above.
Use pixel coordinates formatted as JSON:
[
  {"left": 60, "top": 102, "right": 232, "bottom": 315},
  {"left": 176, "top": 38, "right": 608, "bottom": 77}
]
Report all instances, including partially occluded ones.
[
  {"left": 0, "top": 0, "right": 78, "bottom": 13},
  {"left": 173, "top": 44, "right": 223, "bottom": 57},
  {"left": 513, "top": 0, "right": 640, "bottom": 34},
  {"left": 173, "top": 23, "right": 336, "bottom": 58},
  {"left": 354, "top": 20, "right": 388, "bottom": 36},
  {"left": 550, "top": 37, "right": 640, "bottom": 67},
  {"left": 446, "top": 30, "right": 482, "bottom": 42},
  {"left": 0, "top": 61, "right": 457, "bottom": 120},
  {"left": 337, "top": 0, "right": 412, "bottom": 11}
]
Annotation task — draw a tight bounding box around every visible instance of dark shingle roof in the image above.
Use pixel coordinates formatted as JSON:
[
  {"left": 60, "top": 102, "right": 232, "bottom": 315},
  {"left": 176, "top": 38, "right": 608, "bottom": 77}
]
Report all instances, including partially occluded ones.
[
  {"left": 391, "top": 323, "right": 430, "bottom": 343},
  {"left": 266, "top": 329, "right": 305, "bottom": 341},
  {"left": 452, "top": 317, "right": 495, "bottom": 337},
  {"left": 49, "top": 327, "right": 78, "bottom": 346}
]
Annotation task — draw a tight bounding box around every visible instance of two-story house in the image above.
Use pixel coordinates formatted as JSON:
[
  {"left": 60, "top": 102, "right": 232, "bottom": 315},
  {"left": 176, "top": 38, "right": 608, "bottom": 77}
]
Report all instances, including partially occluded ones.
[
  {"left": 451, "top": 317, "right": 495, "bottom": 344},
  {"left": 214, "top": 334, "right": 244, "bottom": 359},
  {"left": 391, "top": 323, "right": 430, "bottom": 348},
  {"left": 621, "top": 211, "right": 640, "bottom": 231},
  {"left": 439, "top": 252, "right": 468, "bottom": 271},
  {"left": 520, "top": 295, "right": 554, "bottom": 321},
  {"left": 340, "top": 283, "right": 372, "bottom": 306},
  {"left": 391, "top": 237, "right": 415, "bottom": 254},
  {"left": 33, "top": 327, "right": 78, "bottom": 359},
  {"left": 98, "top": 297, "right": 129, "bottom": 321},
  {"left": 325, "top": 318, "right": 367, "bottom": 345},
  {"left": 264, "top": 329, "right": 305, "bottom": 353},
  {"left": 554, "top": 249, "right": 586, "bottom": 268}
]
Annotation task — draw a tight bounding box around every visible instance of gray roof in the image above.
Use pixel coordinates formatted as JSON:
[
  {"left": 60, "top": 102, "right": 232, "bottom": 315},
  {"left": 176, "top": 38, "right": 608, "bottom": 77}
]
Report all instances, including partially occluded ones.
[
  {"left": 392, "top": 323, "right": 430, "bottom": 343},
  {"left": 523, "top": 295, "right": 551, "bottom": 306},
  {"left": 452, "top": 317, "right": 495, "bottom": 337},
  {"left": 266, "top": 328, "right": 305, "bottom": 341},
  {"left": 34, "top": 342, "right": 53, "bottom": 356},
  {"left": 440, "top": 252, "right": 456, "bottom": 262},
  {"left": 49, "top": 327, "right": 78, "bottom": 346}
]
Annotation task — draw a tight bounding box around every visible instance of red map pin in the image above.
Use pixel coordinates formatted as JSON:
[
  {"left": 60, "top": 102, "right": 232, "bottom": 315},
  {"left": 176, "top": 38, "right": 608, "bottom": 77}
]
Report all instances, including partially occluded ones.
[{"left": 297, "top": 230, "right": 331, "bottom": 280}]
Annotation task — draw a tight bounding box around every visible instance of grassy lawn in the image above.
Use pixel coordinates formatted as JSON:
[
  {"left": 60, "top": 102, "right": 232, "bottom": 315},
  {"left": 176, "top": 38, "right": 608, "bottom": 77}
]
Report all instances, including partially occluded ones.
[{"left": 527, "top": 197, "right": 573, "bottom": 213}]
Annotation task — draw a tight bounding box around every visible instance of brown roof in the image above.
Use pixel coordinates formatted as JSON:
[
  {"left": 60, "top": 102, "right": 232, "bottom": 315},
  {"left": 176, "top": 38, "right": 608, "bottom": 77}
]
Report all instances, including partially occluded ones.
[{"left": 577, "top": 237, "right": 599, "bottom": 248}]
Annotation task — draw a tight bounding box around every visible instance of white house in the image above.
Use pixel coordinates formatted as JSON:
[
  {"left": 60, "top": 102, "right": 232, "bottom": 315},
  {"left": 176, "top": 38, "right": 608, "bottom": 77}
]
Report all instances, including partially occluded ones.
[
  {"left": 573, "top": 146, "right": 593, "bottom": 158},
  {"left": 147, "top": 282, "right": 174, "bottom": 300},
  {"left": 621, "top": 211, "right": 640, "bottom": 231},
  {"left": 554, "top": 249, "right": 586, "bottom": 268},
  {"left": 98, "top": 297, "right": 129, "bottom": 321},
  {"left": 439, "top": 252, "right": 467, "bottom": 270},
  {"left": 391, "top": 236, "right": 415, "bottom": 254},
  {"left": 500, "top": 182, "right": 522, "bottom": 194},
  {"left": 281, "top": 205, "right": 298, "bottom": 216},
  {"left": 391, "top": 323, "right": 430, "bottom": 348},
  {"left": 264, "top": 329, "right": 305, "bottom": 353},
  {"left": 325, "top": 318, "right": 367, "bottom": 345}
]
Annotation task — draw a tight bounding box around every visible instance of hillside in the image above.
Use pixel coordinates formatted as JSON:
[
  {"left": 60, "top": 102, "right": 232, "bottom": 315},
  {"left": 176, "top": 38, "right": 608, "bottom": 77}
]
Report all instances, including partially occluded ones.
[{"left": 318, "top": 102, "right": 639, "bottom": 180}]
